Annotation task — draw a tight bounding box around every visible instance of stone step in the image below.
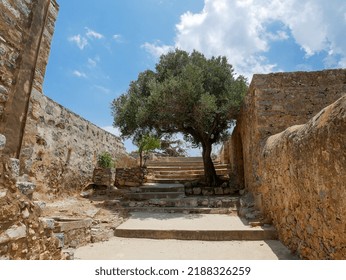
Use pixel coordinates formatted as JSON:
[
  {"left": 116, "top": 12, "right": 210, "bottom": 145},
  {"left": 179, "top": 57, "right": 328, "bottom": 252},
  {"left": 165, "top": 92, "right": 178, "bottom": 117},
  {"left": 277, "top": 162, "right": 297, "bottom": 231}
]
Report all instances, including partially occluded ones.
[
  {"left": 145, "top": 178, "right": 202, "bottom": 183},
  {"left": 147, "top": 162, "right": 208, "bottom": 167},
  {"left": 147, "top": 164, "right": 228, "bottom": 170},
  {"left": 151, "top": 169, "right": 229, "bottom": 176},
  {"left": 146, "top": 157, "right": 204, "bottom": 163},
  {"left": 123, "top": 206, "right": 237, "bottom": 214},
  {"left": 122, "top": 196, "right": 240, "bottom": 208},
  {"left": 151, "top": 172, "right": 228, "bottom": 179},
  {"left": 124, "top": 192, "right": 185, "bottom": 200},
  {"left": 132, "top": 183, "right": 185, "bottom": 193},
  {"left": 114, "top": 213, "right": 278, "bottom": 241}
]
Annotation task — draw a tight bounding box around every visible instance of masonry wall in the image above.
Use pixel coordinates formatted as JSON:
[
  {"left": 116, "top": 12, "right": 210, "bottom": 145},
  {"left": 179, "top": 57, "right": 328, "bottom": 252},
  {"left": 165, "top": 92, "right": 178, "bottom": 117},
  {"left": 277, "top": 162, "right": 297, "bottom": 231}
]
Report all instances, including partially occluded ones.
[
  {"left": 0, "top": 0, "right": 64, "bottom": 260},
  {"left": 223, "top": 69, "right": 346, "bottom": 259},
  {"left": 0, "top": 0, "right": 34, "bottom": 122},
  {"left": 224, "top": 69, "right": 346, "bottom": 191},
  {"left": 261, "top": 96, "right": 346, "bottom": 259},
  {"left": 20, "top": 91, "right": 126, "bottom": 195},
  {"left": 0, "top": 0, "right": 127, "bottom": 259}
]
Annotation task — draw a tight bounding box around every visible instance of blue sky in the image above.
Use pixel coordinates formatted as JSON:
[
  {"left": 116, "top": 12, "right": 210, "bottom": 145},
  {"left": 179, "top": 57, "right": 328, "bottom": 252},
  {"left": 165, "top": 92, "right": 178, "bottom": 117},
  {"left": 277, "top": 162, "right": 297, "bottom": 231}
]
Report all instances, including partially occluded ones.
[{"left": 43, "top": 0, "right": 346, "bottom": 155}]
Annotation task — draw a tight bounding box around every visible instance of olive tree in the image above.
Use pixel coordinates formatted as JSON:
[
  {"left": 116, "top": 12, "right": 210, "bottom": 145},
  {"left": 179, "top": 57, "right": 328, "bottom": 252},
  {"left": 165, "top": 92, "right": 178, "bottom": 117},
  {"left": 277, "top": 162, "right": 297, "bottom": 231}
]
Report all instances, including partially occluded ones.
[{"left": 112, "top": 49, "right": 247, "bottom": 186}]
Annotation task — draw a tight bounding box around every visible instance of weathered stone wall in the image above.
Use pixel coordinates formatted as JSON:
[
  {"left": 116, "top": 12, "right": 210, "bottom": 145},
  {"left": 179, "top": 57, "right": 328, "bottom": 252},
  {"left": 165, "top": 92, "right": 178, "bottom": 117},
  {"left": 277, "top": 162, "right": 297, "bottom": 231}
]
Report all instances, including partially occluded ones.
[
  {"left": 0, "top": 0, "right": 127, "bottom": 259},
  {"left": 224, "top": 69, "right": 346, "bottom": 191},
  {"left": 0, "top": 0, "right": 64, "bottom": 260},
  {"left": 115, "top": 167, "right": 146, "bottom": 188},
  {"left": 20, "top": 91, "right": 126, "bottom": 195},
  {"left": 223, "top": 69, "right": 346, "bottom": 259},
  {"left": 261, "top": 95, "right": 346, "bottom": 259},
  {"left": 0, "top": 0, "right": 35, "bottom": 123}
]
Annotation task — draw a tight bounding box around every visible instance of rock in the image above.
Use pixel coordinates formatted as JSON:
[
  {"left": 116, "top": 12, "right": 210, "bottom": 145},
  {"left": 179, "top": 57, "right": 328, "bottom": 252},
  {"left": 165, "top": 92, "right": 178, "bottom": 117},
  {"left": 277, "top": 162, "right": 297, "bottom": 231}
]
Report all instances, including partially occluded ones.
[
  {"left": 54, "top": 233, "right": 64, "bottom": 248},
  {"left": 0, "top": 134, "right": 6, "bottom": 150},
  {"left": 33, "top": 201, "right": 46, "bottom": 209},
  {"left": 0, "top": 189, "right": 7, "bottom": 199},
  {"left": 22, "top": 208, "right": 30, "bottom": 219},
  {"left": 9, "top": 158, "right": 20, "bottom": 178},
  {"left": 0, "top": 224, "right": 27, "bottom": 244},
  {"left": 192, "top": 187, "right": 201, "bottom": 195},
  {"left": 16, "top": 181, "right": 36, "bottom": 196},
  {"left": 39, "top": 218, "right": 55, "bottom": 229},
  {"left": 124, "top": 181, "right": 140, "bottom": 187},
  {"left": 214, "top": 187, "right": 224, "bottom": 195},
  {"left": 202, "top": 187, "right": 214, "bottom": 196},
  {"left": 0, "top": 85, "right": 8, "bottom": 94}
]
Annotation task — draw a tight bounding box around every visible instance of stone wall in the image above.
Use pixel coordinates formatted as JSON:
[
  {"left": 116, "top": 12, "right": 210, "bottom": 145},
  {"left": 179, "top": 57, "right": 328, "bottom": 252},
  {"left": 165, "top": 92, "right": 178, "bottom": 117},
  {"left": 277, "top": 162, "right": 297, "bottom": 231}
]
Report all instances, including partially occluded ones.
[
  {"left": 0, "top": 0, "right": 128, "bottom": 259},
  {"left": 115, "top": 167, "right": 146, "bottom": 188},
  {"left": 223, "top": 69, "right": 346, "bottom": 191},
  {"left": 261, "top": 95, "right": 346, "bottom": 259},
  {"left": 223, "top": 69, "right": 346, "bottom": 259},
  {"left": 0, "top": 0, "right": 64, "bottom": 260},
  {"left": 20, "top": 91, "right": 126, "bottom": 195}
]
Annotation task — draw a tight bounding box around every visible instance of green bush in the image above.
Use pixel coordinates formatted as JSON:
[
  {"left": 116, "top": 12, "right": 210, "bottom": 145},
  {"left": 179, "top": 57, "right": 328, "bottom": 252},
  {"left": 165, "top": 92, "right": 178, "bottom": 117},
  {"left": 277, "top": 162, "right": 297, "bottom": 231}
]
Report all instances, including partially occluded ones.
[{"left": 97, "top": 152, "right": 115, "bottom": 168}]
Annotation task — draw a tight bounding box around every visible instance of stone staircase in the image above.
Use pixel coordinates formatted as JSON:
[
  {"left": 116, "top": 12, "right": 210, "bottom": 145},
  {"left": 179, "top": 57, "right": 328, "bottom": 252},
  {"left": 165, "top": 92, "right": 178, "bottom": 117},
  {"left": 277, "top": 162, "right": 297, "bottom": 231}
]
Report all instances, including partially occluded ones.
[
  {"left": 112, "top": 157, "right": 278, "bottom": 241},
  {"left": 121, "top": 183, "right": 239, "bottom": 214},
  {"left": 115, "top": 181, "right": 278, "bottom": 241},
  {"left": 145, "top": 157, "right": 229, "bottom": 183}
]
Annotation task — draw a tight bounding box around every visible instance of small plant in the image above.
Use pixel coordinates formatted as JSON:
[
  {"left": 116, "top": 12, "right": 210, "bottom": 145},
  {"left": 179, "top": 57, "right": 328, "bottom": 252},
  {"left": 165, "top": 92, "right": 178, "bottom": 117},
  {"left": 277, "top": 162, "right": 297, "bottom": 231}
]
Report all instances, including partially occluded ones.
[
  {"left": 135, "top": 134, "right": 161, "bottom": 167},
  {"left": 97, "top": 151, "right": 115, "bottom": 168}
]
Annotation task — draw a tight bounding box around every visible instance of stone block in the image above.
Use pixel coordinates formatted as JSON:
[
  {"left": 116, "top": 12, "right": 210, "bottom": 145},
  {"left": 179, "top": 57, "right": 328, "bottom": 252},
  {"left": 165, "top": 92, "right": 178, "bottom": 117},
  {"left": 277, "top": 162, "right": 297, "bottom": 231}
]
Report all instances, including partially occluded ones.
[
  {"left": 54, "top": 233, "right": 64, "bottom": 248},
  {"left": 202, "top": 187, "right": 214, "bottom": 196},
  {"left": 185, "top": 186, "right": 193, "bottom": 195},
  {"left": 0, "top": 224, "right": 27, "bottom": 244},
  {"left": 124, "top": 181, "right": 140, "bottom": 187},
  {"left": 40, "top": 218, "right": 55, "bottom": 230},
  {"left": 16, "top": 181, "right": 36, "bottom": 196},
  {"left": 9, "top": 158, "right": 20, "bottom": 178},
  {"left": 192, "top": 187, "right": 201, "bottom": 195},
  {"left": 0, "top": 134, "right": 5, "bottom": 150},
  {"left": 0, "top": 188, "right": 7, "bottom": 199},
  {"left": 34, "top": 201, "right": 46, "bottom": 209},
  {"left": 214, "top": 187, "right": 224, "bottom": 195}
]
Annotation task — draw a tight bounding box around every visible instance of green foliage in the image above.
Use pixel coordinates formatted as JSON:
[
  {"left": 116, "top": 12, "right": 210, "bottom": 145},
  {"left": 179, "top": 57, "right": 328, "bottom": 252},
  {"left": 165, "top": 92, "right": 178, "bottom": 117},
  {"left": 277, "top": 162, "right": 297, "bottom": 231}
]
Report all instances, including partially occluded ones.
[
  {"left": 135, "top": 134, "right": 161, "bottom": 167},
  {"left": 111, "top": 49, "right": 248, "bottom": 185},
  {"left": 137, "top": 134, "right": 161, "bottom": 153},
  {"left": 112, "top": 49, "right": 247, "bottom": 145},
  {"left": 97, "top": 152, "right": 115, "bottom": 168}
]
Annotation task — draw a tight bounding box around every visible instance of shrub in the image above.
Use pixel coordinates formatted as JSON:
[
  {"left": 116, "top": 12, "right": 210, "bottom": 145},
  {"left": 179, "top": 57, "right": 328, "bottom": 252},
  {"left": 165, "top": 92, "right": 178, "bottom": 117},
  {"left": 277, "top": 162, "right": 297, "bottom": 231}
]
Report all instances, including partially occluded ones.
[{"left": 97, "top": 151, "right": 115, "bottom": 168}]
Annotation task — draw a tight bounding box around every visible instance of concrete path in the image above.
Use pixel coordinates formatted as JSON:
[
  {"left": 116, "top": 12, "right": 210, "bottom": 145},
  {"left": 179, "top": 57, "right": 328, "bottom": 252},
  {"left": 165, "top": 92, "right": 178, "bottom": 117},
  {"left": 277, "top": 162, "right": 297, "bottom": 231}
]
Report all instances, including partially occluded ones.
[
  {"left": 74, "top": 237, "right": 297, "bottom": 260},
  {"left": 74, "top": 212, "right": 298, "bottom": 260},
  {"left": 114, "top": 212, "right": 277, "bottom": 240}
]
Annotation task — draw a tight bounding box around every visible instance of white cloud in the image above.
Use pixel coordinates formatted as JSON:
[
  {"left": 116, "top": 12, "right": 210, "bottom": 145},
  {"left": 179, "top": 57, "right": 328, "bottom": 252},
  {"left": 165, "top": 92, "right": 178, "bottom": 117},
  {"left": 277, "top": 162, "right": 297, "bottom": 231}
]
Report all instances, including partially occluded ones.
[
  {"left": 72, "top": 70, "right": 87, "bottom": 78},
  {"left": 113, "top": 34, "right": 124, "bottom": 43},
  {"left": 88, "top": 56, "right": 100, "bottom": 68},
  {"left": 141, "top": 41, "right": 175, "bottom": 59},
  {"left": 142, "top": 0, "right": 346, "bottom": 78},
  {"left": 85, "top": 27, "right": 104, "bottom": 39},
  {"left": 68, "top": 34, "right": 88, "bottom": 50}
]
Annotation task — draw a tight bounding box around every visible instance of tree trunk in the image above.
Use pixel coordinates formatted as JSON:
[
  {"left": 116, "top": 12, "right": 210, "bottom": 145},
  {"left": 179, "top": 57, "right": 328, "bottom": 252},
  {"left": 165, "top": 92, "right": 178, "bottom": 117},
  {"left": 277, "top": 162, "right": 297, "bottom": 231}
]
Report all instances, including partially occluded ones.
[
  {"left": 202, "top": 141, "right": 218, "bottom": 187},
  {"left": 139, "top": 150, "right": 143, "bottom": 167}
]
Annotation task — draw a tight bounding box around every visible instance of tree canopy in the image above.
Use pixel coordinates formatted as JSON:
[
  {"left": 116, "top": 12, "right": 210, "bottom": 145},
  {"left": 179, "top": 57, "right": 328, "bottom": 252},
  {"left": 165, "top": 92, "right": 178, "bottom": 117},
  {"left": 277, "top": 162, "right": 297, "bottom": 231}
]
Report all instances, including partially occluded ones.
[{"left": 112, "top": 49, "right": 247, "bottom": 186}]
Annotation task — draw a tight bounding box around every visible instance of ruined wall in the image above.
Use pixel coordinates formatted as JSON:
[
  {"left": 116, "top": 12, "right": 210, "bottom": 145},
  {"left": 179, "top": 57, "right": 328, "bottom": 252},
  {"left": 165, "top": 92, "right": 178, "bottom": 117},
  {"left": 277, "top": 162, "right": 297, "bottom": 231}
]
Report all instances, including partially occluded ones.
[
  {"left": 224, "top": 69, "right": 346, "bottom": 191},
  {"left": 223, "top": 69, "right": 346, "bottom": 259},
  {"left": 261, "top": 95, "right": 346, "bottom": 259},
  {"left": 0, "top": 0, "right": 64, "bottom": 260},
  {"left": 0, "top": 0, "right": 127, "bottom": 259},
  {"left": 20, "top": 91, "right": 126, "bottom": 195},
  {"left": 0, "top": 0, "right": 36, "bottom": 123}
]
